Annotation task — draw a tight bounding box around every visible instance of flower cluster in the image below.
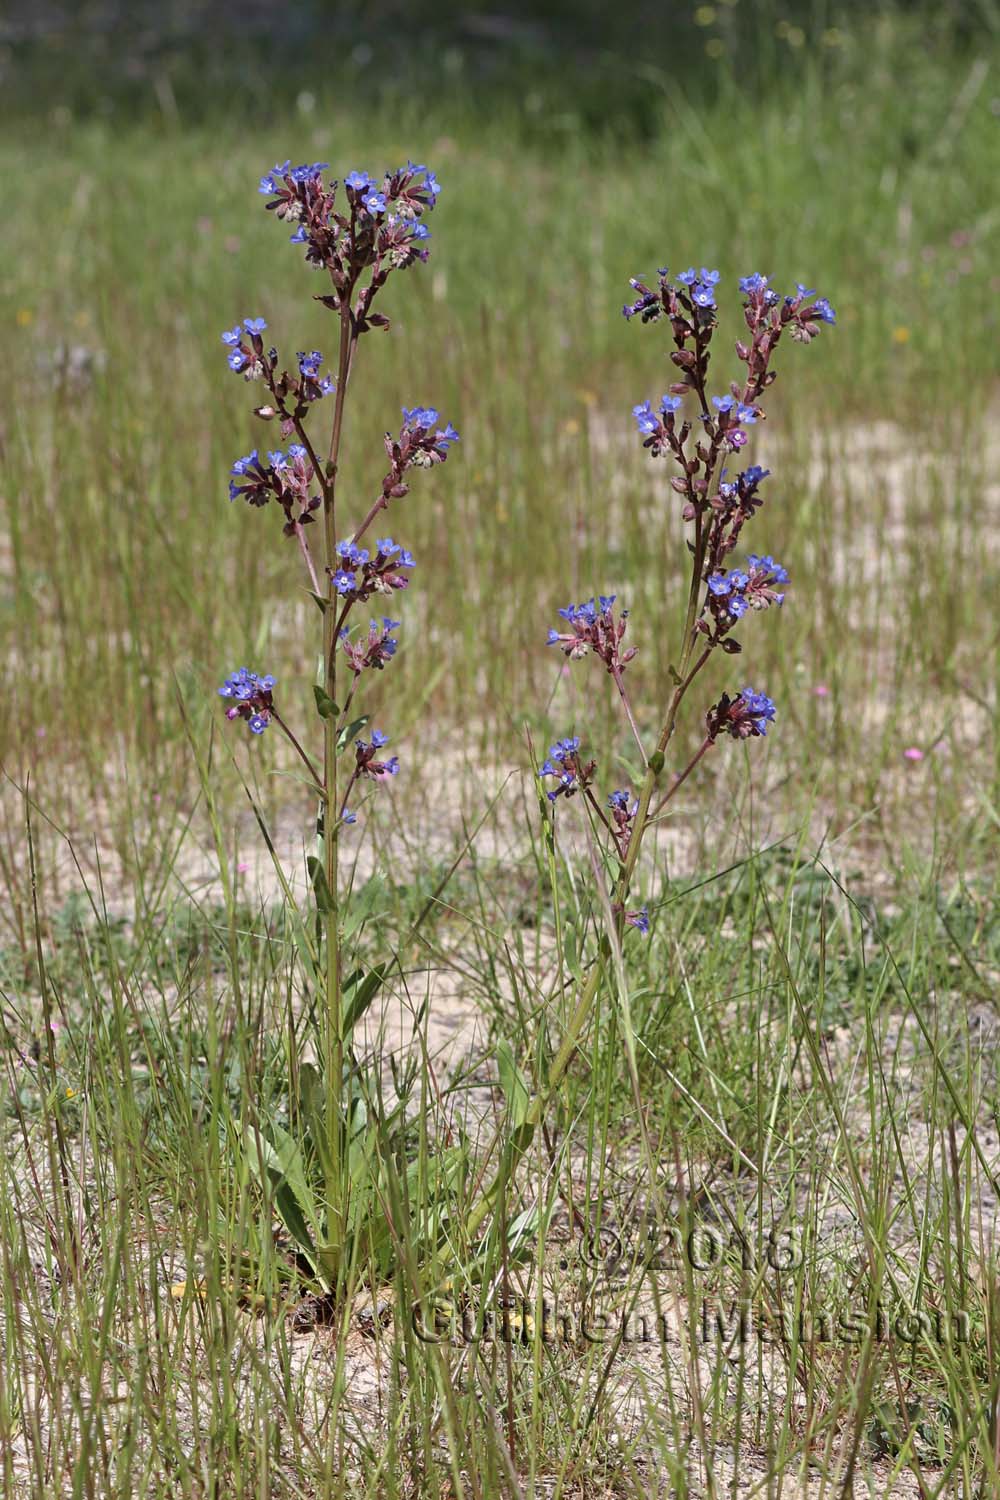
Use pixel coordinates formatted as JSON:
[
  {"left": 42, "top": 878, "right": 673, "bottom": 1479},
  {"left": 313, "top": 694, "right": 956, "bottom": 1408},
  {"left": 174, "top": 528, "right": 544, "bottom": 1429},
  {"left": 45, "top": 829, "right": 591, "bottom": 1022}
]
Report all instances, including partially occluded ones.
[
  {"left": 706, "top": 688, "right": 777, "bottom": 742},
  {"left": 355, "top": 407, "right": 461, "bottom": 526},
  {"left": 222, "top": 317, "right": 268, "bottom": 377},
  {"left": 229, "top": 444, "right": 322, "bottom": 536},
  {"left": 328, "top": 537, "right": 416, "bottom": 600},
  {"left": 709, "top": 464, "right": 770, "bottom": 529},
  {"left": 258, "top": 160, "right": 440, "bottom": 329},
  {"left": 608, "top": 788, "right": 639, "bottom": 858},
  {"left": 622, "top": 265, "right": 721, "bottom": 323},
  {"left": 547, "top": 596, "right": 637, "bottom": 675},
  {"left": 538, "top": 738, "right": 596, "bottom": 803},
  {"left": 703, "top": 555, "right": 789, "bottom": 636},
  {"left": 627, "top": 270, "right": 834, "bottom": 462},
  {"left": 632, "top": 395, "right": 685, "bottom": 457},
  {"left": 354, "top": 730, "right": 399, "bottom": 780},
  {"left": 340, "top": 617, "right": 401, "bottom": 675},
  {"left": 221, "top": 319, "right": 335, "bottom": 407},
  {"left": 218, "top": 667, "right": 276, "bottom": 735}
]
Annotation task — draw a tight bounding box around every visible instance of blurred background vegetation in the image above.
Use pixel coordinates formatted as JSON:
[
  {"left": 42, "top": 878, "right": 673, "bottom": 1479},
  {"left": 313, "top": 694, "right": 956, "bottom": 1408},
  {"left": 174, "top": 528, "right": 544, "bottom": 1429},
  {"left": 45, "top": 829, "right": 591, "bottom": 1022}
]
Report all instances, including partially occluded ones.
[{"left": 0, "top": 0, "right": 997, "bottom": 881}]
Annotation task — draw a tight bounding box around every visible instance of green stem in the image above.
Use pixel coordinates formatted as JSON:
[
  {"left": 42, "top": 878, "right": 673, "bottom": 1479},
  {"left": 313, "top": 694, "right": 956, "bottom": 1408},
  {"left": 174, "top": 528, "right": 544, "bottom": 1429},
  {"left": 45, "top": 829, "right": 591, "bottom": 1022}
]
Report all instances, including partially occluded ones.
[
  {"left": 321, "top": 300, "right": 357, "bottom": 1270},
  {"left": 468, "top": 501, "right": 717, "bottom": 1242}
]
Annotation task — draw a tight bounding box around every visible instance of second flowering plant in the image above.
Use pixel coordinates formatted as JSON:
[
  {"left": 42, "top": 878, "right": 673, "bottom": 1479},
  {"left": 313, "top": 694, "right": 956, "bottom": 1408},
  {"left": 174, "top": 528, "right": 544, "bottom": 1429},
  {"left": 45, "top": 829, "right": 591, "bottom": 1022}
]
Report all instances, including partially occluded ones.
[{"left": 468, "top": 264, "right": 835, "bottom": 1237}]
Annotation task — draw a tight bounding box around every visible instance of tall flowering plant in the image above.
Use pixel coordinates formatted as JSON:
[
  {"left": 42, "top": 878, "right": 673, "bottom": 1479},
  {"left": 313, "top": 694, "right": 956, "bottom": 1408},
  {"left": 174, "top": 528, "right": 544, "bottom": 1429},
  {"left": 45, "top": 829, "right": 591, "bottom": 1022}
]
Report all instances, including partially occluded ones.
[
  {"left": 469, "top": 266, "right": 834, "bottom": 1236},
  {"left": 216, "top": 159, "right": 458, "bottom": 1290}
]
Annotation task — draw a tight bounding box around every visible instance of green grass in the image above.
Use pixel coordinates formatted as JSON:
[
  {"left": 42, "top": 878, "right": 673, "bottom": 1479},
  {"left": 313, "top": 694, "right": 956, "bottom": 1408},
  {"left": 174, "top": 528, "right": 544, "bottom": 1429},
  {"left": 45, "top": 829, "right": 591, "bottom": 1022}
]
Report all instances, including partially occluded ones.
[{"left": 1, "top": 4, "right": 1000, "bottom": 1495}]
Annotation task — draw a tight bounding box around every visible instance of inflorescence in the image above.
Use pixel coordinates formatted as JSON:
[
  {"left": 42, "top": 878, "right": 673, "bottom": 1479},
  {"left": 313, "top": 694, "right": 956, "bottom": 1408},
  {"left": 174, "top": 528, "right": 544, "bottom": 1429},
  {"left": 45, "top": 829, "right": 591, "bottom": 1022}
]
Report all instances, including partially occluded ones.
[
  {"left": 218, "top": 667, "right": 277, "bottom": 735},
  {"left": 217, "top": 158, "right": 458, "bottom": 834},
  {"left": 542, "top": 265, "right": 835, "bottom": 936}
]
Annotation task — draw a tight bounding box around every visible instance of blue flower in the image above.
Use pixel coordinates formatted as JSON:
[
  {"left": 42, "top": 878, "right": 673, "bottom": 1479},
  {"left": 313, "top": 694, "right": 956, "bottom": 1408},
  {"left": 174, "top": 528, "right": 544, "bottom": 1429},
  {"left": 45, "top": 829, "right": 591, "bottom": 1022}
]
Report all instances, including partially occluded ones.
[
  {"left": 376, "top": 537, "right": 400, "bottom": 557},
  {"left": 244, "top": 317, "right": 267, "bottom": 335},
  {"left": 813, "top": 297, "right": 836, "bottom": 325},
  {"left": 739, "top": 272, "right": 769, "bottom": 294},
  {"left": 407, "top": 222, "right": 431, "bottom": 241},
  {"left": 402, "top": 405, "right": 439, "bottom": 429},
  {"left": 230, "top": 450, "right": 259, "bottom": 476},
  {"left": 608, "top": 789, "right": 637, "bottom": 814},
  {"left": 288, "top": 443, "right": 307, "bottom": 461},
  {"left": 741, "top": 687, "right": 777, "bottom": 734},
  {"left": 267, "top": 450, "right": 287, "bottom": 471},
  {"left": 728, "top": 595, "right": 749, "bottom": 619},
  {"left": 343, "top": 810, "right": 358, "bottom": 825},
  {"left": 362, "top": 190, "right": 387, "bottom": 214},
  {"left": 332, "top": 569, "right": 356, "bottom": 594},
  {"left": 707, "top": 573, "right": 731, "bottom": 596},
  {"left": 258, "top": 161, "right": 291, "bottom": 194},
  {"left": 221, "top": 325, "right": 242, "bottom": 346},
  {"left": 337, "top": 540, "right": 369, "bottom": 565},
  {"left": 345, "top": 170, "right": 373, "bottom": 192},
  {"left": 289, "top": 162, "right": 328, "bottom": 183},
  {"left": 218, "top": 667, "right": 276, "bottom": 719},
  {"left": 742, "top": 465, "right": 770, "bottom": 489},
  {"left": 677, "top": 268, "right": 698, "bottom": 285},
  {"left": 625, "top": 906, "right": 650, "bottom": 935},
  {"left": 538, "top": 736, "right": 587, "bottom": 802},
  {"left": 289, "top": 225, "right": 308, "bottom": 243},
  {"left": 692, "top": 283, "right": 717, "bottom": 310},
  {"left": 219, "top": 667, "right": 251, "bottom": 700},
  {"left": 795, "top": 284, "right": 816, "bottom": 299},
  {"left": 748, "top": 554, "right": 789, "bottom": 584},
  {"left": 227, "top": 351, "right": 247, "bottom": 372},
  {"left": 660, "top": 395, "right": 683, "bottom": 414},
  {"left": 298, "top": 350, "right": 323, "bottom": 379},
  {"left": 557, "top": 600, "right": 597, "bottom": 625},
  {"left": 699, "top": 268, "right": 720, "bottom": 286},
  {"left": 633, "top": 400, "right": 659, "bottom": 436},
  {"left": 398, "top": 548, "right": 416, "bottom": 567},
  {"left": 712, "top": 395, "right": 736, "bottom": 413},
  {"left": 736, "top": 403, "right": 758, "bottom": 424},
  {"left": 371, "top": 729, "right": 389, "bottom": 748}
]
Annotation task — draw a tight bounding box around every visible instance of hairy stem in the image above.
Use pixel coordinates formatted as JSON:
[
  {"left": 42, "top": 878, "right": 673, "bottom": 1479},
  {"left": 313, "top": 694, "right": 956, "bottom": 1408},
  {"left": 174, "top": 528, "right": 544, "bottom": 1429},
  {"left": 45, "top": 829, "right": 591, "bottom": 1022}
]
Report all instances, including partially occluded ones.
[
  {"left": 321, "top": 299, "right": 357, "bottom": 1269},
  {"left": 468, "top": 490, "right": 718, "bottom": 1241},
  {"left": 293, "top": 522, "right": 321, "bottom": 596},
  {"left": 271, "top": 711, "right": 323, "bottom": 789},
  {"left": 611, "top": 667, "right": 647, "bottom": 767}
]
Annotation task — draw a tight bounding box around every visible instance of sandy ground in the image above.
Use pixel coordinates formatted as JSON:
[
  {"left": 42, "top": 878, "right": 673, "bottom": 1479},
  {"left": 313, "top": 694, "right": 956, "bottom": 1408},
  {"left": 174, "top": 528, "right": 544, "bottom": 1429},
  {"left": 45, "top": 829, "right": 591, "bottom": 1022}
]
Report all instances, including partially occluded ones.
[{"left": 1, "top": 416, "right": 998, "bottom": 1494}]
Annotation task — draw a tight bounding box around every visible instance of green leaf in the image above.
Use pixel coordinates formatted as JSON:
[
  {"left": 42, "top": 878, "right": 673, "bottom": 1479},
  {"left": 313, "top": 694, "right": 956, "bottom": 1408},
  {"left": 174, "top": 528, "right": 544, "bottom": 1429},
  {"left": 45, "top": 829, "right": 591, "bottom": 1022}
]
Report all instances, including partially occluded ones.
[
  {"left": 341, "top": 876, "right": 385, "bottom": 941},
  {"left": 649, "top": 750, "right": 665, "bottom": 775},
  {"left": 342, "top": 962, "right": 389, "bottom": 1032},
  {"left": 308, "top": 591, "right": 329, "bottom": 614},
  {"left": 496, "top": 1039, "right": 531, "bottom": 1130},
  {"left": 313, "top": 684, "right": 339, "bottom": 719},
  {"left": 336, "top": 715, "right": 370, "bottom": 755},
  {"left": 306, "top": 855, "right": 334, "bottom": 915},
  {"left": 296, "top": 1062, "right": 335, "bottom": 1185},
  {"left": 242, "top": 1125, "right": 334, "bottom": 1289}
]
